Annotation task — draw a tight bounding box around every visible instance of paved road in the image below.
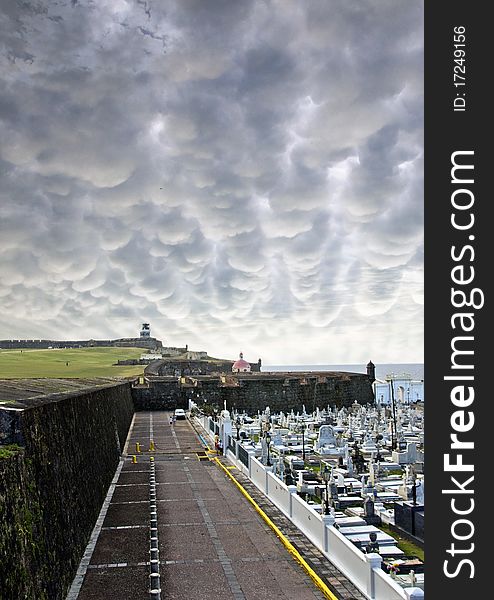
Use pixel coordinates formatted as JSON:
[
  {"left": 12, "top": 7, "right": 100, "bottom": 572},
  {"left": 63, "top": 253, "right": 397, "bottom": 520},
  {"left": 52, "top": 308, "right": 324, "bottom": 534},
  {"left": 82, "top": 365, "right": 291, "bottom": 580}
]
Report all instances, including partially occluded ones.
[{"left": 72, "top": 412, "right": 362, "bottom": 600}]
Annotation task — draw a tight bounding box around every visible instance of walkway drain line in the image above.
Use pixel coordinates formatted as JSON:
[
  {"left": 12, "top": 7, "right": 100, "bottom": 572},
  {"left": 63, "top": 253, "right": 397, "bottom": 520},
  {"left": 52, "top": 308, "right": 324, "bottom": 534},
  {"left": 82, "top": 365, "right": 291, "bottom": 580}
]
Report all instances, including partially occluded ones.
[
  {"left": 122, "top": 412, "right": 137, "bottom": 456},
  {"left": 169, "top": 416, "right": 181, "bottom": 450},
  {"left": 149, "top": 413, "right": 161, "bottom": 599},
  {"left": 65, "top": 413, "right": 138, "bottom": 599},
  {"left": 65, "top": 459, "right": 125, "bottom": 600}
]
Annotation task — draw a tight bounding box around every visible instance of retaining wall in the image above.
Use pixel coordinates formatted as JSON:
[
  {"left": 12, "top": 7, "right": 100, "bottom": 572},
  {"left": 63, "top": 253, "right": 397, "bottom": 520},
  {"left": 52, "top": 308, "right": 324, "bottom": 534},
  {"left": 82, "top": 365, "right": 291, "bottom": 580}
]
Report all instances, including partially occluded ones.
[
  {"left": 132, "top": 372, "right": 374, "bottom": 412},
  {"left": 0, "top": 382, "right": 134, "bottom": 599}
]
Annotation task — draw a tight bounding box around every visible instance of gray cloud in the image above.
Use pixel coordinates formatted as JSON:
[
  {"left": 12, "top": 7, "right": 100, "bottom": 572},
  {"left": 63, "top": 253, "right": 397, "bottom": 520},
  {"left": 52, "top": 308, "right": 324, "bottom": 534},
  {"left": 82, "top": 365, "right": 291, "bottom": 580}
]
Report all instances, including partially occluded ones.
[{"left": 0, "top": 0, "right": 423, "bottom": 364}]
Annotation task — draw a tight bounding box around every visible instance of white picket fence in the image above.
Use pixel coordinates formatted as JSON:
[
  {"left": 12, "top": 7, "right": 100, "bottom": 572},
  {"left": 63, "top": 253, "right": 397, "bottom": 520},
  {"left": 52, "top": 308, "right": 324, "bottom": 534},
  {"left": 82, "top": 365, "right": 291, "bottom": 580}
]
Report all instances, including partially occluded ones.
[{"left": 194, "top": 414, "right": 424, "bottom": 600}]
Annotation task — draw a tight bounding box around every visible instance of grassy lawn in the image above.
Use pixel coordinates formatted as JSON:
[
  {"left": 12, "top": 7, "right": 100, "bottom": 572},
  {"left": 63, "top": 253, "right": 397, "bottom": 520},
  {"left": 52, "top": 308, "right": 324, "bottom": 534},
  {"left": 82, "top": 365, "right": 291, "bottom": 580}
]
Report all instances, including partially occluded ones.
[
  {"left": 379, "top": 523, "right": 424, "bottom": 561},
  {"left": 0, "top": 444, "right": 22, "bottom": 459},
  {"left": 0, "top": 347, "right": 146, "bottom": 379}
]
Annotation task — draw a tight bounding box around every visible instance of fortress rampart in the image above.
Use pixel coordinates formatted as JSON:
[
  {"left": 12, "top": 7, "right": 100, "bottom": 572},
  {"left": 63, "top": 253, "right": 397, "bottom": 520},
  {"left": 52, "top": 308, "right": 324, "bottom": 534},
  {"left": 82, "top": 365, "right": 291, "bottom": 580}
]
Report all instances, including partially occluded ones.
[
  {"left": 132, "top": 371, "right": 373, "bottom": 411},
  {"left": 0, "top": 382, "right": 133, "bottom": 599},
  {"left": 0, "top": 337, "right": 162, "bottom": 350},
  {"left": 143, "top": 358, "right": 261, "bottom": 376}
]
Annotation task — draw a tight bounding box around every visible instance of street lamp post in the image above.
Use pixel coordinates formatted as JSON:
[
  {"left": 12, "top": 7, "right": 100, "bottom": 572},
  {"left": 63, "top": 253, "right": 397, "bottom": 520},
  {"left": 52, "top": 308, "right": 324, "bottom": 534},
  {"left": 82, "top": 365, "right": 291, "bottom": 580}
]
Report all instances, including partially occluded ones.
[
  {"left": 266, "top": 433, "right": 271, "bottom": 466},
  {"left": 300, "top": 423, "right": 306, "bottom": 462},
  {"left": 322, "top": 465, "right": 331, "bottom": 515},
  {"left": 386, "top": 374, "right": 398, "bottom": 451},
  {"left": 375, "top": 434, "right": 383, "bottom": 462},
  {"left": 235, "top": 417, "right": 241, "bottom": 440},
  {"left": 411, "top": 467, "right": 417, "bottom": 507}
]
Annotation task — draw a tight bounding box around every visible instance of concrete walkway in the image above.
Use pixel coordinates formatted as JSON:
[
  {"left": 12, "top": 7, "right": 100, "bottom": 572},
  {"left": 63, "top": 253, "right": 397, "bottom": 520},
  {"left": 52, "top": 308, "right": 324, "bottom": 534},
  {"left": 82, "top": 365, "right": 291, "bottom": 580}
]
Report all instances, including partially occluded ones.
[{"left": 71, "top": 412, "right": 364, "bottom": 600}]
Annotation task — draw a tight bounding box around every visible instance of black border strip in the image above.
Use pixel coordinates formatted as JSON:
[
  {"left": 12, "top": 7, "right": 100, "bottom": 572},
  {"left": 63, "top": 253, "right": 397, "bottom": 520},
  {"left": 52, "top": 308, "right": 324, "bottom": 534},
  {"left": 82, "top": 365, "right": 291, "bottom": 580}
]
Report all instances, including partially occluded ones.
[{"left": 425, "top": 3, "right": 489, "bottom": 597}]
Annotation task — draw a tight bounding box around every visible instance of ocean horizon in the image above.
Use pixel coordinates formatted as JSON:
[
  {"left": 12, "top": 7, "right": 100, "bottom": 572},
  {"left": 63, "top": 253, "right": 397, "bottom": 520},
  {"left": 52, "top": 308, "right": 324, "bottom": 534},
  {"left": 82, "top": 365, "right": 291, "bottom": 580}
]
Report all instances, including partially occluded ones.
[{"left": 263, "top": 363, "right": 424, "bottom": 381}]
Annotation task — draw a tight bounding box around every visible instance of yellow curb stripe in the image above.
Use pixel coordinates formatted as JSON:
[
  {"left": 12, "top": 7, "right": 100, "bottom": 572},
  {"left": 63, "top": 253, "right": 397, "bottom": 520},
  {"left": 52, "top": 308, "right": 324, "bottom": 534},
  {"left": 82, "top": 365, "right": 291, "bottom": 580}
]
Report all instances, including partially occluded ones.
[{"left": 213, "top": 458, "right": 338, "bottom": 600}]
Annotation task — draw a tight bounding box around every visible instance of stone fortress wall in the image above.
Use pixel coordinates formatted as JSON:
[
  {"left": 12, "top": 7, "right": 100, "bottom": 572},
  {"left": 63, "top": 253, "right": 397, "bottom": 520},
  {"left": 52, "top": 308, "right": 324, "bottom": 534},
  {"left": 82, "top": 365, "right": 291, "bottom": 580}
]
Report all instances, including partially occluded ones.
[
  {"left": 143, "top": 358, "right": 261, "bottom": 376},
  {"left": 132, "top": 372, "right": 373, "bottom": 412},
  {"left": 0, "top": 337, "right": 162, "bottom": 350},
  {"left": 0, "top": 383, "right": 134, "bottom": 599}
]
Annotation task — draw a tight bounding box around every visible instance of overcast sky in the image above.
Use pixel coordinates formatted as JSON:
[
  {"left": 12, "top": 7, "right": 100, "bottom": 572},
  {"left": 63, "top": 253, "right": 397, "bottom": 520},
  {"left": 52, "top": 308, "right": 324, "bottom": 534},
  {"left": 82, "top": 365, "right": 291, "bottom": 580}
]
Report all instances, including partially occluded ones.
[{"left": 0, "top": 0, "right": 423, "bottom": 365}]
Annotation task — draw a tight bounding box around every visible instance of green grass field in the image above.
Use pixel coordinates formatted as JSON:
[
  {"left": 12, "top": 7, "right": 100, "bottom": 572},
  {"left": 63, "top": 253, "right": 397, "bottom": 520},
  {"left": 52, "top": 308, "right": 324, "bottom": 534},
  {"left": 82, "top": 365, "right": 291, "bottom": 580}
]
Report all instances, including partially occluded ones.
[
  {"left": 379, "top": 523, "right": 424, "bottom": 561},
  {"left": 0, "top": 347, "right": 146, "bottom": 379}
]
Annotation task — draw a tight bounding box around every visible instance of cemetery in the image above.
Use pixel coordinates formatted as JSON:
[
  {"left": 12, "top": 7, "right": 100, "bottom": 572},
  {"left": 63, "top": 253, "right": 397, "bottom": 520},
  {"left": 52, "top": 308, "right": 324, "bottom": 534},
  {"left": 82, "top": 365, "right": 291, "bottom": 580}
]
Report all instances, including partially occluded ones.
[{"left": 193, "top": 398, "right": 425, "bottom": 598}]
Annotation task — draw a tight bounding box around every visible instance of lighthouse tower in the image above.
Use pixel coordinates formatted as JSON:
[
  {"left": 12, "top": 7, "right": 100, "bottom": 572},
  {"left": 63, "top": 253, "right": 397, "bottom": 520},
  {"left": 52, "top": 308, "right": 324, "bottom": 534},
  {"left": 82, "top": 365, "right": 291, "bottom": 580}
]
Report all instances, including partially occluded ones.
[{"left": 140, "top": 323, "right": 151, "bottom": 338}]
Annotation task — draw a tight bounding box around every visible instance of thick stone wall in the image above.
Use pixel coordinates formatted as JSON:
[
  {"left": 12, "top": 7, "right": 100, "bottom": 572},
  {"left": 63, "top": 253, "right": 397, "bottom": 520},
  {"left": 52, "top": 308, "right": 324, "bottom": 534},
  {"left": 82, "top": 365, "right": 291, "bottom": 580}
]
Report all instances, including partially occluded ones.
[
  {"left": 132, "top": 379, "right": 185, "bottom": 410},
  {"left": 0, "top": 337, "right": 161, "bottom": 350},
  {"left": 146, "top": 359, "right": 260, "bottom": 376},
  {"left": 0, "top": 383, "right": 134, "bottom": 599},
  {"left": 132, "top": 373, "right": 374, "bottom": 412},
  {"left": 0, "top": 448, "right": 46, "bottom": 598}
]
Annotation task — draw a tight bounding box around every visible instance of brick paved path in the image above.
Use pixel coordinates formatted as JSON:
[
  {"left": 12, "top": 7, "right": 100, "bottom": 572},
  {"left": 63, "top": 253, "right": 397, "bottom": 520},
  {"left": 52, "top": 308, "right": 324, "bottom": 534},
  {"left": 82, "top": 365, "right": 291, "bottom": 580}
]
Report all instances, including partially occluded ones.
[
  {"left": 70, "top": 412, "right": 365, "bottom": 600},
  {"left": 212, "top": 456, "right": 365, "bottom": 600}
]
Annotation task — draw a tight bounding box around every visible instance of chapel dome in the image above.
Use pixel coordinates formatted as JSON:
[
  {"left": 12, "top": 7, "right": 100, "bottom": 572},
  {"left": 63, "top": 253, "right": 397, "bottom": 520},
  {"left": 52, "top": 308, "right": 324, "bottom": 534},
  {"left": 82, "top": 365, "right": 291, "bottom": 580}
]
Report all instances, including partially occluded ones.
[{"left": 232, "top": 352, "right": 251, "bottom": 373}]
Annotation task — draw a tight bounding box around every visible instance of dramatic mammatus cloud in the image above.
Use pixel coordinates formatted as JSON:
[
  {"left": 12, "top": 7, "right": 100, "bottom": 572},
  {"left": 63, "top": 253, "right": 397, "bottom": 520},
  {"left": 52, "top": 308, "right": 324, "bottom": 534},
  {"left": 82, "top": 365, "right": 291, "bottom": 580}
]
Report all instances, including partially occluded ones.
[{"left": 0, "top": 0, "right": 423, "bottom": 365}]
